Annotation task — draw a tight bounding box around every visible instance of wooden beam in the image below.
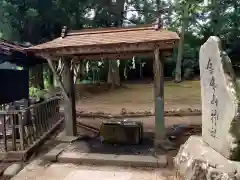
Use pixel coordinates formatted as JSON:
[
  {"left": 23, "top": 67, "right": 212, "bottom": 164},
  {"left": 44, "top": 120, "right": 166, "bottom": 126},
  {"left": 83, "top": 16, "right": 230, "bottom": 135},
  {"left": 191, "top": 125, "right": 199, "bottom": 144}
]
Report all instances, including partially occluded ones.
[
  {"left": 72, "top": 51, "right": 171, "bottom": 62},
  {"left": 36, "top": 50, "right": 172, "bottom": 62},
  {"left": 73, "top": 52, "right": 154, "bottom": 61},
  {"left": 35, "top": 41, "right": 176, "bottom": 56},
  {"left": 154, "top": 48, "right": 161, "bottom": 97},
  {"left": 62, "top": 58, "right": 77, "bottom": 136},
  {"left": 155, "top": 51, "right": 164, "bottom": 98},
  {"left": 153, "top": 48, "right": 165, "bottom": 146}
]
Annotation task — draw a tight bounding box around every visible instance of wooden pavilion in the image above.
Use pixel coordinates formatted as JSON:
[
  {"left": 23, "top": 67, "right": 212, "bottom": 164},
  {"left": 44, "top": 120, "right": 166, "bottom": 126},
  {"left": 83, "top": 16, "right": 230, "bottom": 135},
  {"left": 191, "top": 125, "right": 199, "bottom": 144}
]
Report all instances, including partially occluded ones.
[{"left": 26, "top": 25, "right": 179, "bottom": 147}]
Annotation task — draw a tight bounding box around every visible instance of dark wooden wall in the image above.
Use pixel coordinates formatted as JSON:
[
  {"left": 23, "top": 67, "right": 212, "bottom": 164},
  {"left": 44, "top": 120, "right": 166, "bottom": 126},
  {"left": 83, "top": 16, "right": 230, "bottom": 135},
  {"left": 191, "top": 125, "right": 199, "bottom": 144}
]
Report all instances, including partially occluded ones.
[{"left": 0, "top": 69, "right": 29, "bottom": 104}]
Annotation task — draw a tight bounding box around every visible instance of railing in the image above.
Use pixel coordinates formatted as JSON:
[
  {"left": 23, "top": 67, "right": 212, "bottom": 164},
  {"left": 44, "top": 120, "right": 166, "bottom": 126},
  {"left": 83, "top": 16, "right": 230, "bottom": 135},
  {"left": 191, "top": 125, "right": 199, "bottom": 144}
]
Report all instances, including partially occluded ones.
[{"left": 0, "top": 97, "right": 61, "bottom": 152}]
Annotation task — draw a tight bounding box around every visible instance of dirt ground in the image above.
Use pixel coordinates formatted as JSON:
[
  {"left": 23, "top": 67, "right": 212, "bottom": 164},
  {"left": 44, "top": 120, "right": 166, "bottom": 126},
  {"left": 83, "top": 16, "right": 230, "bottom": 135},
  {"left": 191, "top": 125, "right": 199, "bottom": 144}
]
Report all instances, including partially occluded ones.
[
  {"left": 75, "top": 81, "right": 201, "bottom": 114},
  {"left": 75, "top": 81, "right": 202, "bottom": 145},
  {"left": 74, "top": 81, "right": 202, "bottom": 168},
  {"left": 9, "top": 80, "right": 201, "bottom": 179}
]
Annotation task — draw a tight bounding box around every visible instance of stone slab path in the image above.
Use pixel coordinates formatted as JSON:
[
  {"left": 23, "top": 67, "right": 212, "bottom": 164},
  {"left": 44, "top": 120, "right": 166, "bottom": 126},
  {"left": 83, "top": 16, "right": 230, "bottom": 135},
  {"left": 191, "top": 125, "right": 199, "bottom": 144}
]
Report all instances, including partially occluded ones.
[{"left": 10, "top": 159, "right": 175, "bottom": 180}]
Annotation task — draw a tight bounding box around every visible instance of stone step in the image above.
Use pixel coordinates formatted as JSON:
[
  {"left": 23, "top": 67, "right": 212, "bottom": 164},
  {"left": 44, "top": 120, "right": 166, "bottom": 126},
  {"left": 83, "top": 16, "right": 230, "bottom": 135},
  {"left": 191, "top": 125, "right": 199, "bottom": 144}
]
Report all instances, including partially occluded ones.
[
  {"left": 47, "top": 150, "right": 167, "bottom": 168},
  {"left": 3, "top": 163, "right": 23, "bottom": 177}
]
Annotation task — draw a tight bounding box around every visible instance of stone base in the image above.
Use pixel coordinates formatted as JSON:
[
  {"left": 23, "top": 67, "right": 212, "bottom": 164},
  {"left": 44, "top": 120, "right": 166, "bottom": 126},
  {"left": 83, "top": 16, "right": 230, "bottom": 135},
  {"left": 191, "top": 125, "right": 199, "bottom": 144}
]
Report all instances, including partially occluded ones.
[
  {"left": 44, "top": 143, "right": 167, "bottom": 168},
  {"left": 57, "top": 152, "right": 167, "bottom": 168},
  {"left": 174, "top": 136, "right": 240, "bottom": 180}
]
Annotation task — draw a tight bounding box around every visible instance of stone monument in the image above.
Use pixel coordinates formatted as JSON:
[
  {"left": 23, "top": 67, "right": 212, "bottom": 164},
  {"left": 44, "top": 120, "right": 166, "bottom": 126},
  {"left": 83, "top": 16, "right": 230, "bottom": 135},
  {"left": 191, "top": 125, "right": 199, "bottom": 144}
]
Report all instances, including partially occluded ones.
[
  {"left": 174, "top": 36, "right": 240, "bottom": 179},
  {"left": 200, "top": 36, "right": 240, "bottom": 160}
]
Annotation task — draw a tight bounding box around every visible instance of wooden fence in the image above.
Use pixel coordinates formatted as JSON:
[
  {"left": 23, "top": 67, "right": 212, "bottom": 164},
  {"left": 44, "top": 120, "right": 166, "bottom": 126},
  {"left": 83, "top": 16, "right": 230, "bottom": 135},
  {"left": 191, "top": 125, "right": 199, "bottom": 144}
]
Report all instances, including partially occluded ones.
[{"left": 0, "top": 97, "right": 61, "bottom": 154}]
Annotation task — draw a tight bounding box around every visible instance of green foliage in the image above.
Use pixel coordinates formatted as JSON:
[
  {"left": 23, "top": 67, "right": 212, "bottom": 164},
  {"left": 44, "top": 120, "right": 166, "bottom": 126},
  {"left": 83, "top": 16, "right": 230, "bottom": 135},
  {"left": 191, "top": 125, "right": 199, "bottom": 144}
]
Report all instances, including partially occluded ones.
[
  {"left": 29, "top": 87, "right": 38, "bottom": 98},
  {"left": 1, "top": 0, "right": 240, "bottom": 80},
  {"left": 29, "top": 87, "right": 46, "bottom": 100}
]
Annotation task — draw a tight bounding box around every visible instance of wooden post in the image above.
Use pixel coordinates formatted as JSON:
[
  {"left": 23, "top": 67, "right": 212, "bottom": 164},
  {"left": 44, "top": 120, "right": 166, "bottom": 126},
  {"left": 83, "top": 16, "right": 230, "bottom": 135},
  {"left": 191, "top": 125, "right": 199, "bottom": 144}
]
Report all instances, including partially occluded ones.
[
  {"left": 153, "top": 48, "right": 166, "bottom": 146},
  {"left": 62, "top": 58, "right": 77, "bottom": 136}
]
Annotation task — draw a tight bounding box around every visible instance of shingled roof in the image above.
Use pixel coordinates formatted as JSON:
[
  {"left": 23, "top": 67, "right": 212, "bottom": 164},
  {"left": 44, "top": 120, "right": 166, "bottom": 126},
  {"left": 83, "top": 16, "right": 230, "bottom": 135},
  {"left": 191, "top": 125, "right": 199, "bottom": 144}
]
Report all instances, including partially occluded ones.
[
  {"left": 0, "top": 40, "right": 26, "bottom": 54},
  {"left": 0, "top": 39, "right": 45, "bottom": 67},
  {"left": 27, "top": 26, "right": 179, "bottom": 56}
]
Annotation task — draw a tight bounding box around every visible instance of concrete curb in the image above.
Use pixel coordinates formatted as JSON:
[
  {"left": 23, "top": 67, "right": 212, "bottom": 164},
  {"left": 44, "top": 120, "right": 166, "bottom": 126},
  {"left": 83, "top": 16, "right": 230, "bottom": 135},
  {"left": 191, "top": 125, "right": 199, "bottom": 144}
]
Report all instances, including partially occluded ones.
[{"left": 56, "top": 152, "right": 167, "bottom": 168}]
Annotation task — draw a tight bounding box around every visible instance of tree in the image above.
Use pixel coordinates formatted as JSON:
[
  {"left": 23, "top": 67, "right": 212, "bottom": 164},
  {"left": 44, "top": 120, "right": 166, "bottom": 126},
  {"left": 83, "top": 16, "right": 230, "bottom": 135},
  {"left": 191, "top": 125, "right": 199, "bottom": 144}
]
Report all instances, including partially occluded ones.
[
  {"left": 2, "top": 0, "right": 240, "bottom": 84},
  {"left": 175, "top": 2, "right": 189, "bottom": 82},
  {"left": 111, "top": 0, "right": 125, "bottom": 87},
  {"left": 0, "top": 0, "right": 19, "bottom": 40},
  {"left": 174, "top": 0, "right": 203, "bottom": 82}
]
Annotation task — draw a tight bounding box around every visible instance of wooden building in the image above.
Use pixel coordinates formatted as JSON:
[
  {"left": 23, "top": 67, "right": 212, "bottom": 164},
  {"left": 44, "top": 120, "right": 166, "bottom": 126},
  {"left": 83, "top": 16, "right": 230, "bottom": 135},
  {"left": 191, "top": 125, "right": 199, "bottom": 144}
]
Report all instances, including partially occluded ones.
[
  {"left": 26, "top": 25, "right": 179, "bottom": 148},
  {"left": 0, "top": 40, "right": 45, "bottom": 105}
]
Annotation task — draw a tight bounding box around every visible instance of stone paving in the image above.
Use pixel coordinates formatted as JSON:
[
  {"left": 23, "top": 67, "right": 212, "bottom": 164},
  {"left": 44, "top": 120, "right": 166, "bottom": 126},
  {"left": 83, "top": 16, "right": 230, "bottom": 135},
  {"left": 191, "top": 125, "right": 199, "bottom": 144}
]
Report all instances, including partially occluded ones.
[{"left": 10, "top": 159, "right": 175, "bottom": 180}]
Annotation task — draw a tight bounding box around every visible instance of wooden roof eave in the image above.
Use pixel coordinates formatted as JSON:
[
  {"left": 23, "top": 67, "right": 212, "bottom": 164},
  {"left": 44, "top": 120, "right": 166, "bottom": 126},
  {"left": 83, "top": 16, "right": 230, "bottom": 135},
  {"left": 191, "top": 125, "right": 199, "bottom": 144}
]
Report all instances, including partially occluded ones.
[{"left": 27, "top": 39, "right": 178, "bottom": 58}]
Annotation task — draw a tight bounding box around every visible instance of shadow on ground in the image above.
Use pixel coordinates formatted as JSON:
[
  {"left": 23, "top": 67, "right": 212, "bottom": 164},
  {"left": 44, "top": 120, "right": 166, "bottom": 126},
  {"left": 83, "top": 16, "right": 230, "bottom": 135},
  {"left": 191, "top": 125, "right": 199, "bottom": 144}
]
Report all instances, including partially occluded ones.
[{"left": 70, "top": 124, "right": 201, "bottom": 158}]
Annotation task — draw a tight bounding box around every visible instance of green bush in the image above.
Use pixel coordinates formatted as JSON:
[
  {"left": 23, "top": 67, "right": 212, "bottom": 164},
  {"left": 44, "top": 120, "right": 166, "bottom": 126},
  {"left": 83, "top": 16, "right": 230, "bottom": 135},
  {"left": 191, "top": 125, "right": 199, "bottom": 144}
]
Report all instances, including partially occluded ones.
[{"left": 29, "top": 87, "right": 46, "bottom": 100}]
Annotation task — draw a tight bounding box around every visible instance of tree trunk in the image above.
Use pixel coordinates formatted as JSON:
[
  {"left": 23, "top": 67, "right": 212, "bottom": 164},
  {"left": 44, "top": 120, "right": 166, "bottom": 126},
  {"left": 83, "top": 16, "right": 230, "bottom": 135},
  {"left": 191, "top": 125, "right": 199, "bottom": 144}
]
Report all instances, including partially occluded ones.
[
  {"left": 175, "top": 3, "right": 189, "bottom": 83},
  {"left": 211, "top": 0, "right": 219, "bottom": 36},
  {"left": 112, "top": 60, "right": 120, "bottom": 86},
  {"left": 233, "top": 1, "right": 238, "bottom": 38},
  {"left": 108, "top": 60, "right": 113, "bottom": 84},
  {"left": 107, "top": 60, "right": 120, "bottom": 87},
  {"left": 106, "top": 0, "right": 125, "bottom": 87},
  {"left": 80, "top": 60, "right": 86, "bottom": 80},
  {"left": 48, "top": 66, "right": 54, "bottom": 87},
  {"left": 31, "top": 64, "right": 44, "bottom": 89},
  {"left": 109, "top": 61, "right": 120, "bottom": 87}
]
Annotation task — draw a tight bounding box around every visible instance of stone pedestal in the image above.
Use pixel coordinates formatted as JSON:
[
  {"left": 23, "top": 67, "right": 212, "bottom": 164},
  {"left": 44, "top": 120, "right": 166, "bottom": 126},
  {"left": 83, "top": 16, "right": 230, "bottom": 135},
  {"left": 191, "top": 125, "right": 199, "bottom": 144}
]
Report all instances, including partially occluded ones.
[{"left": 174, "top": 136, "right": 240, "bottom": 180}]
